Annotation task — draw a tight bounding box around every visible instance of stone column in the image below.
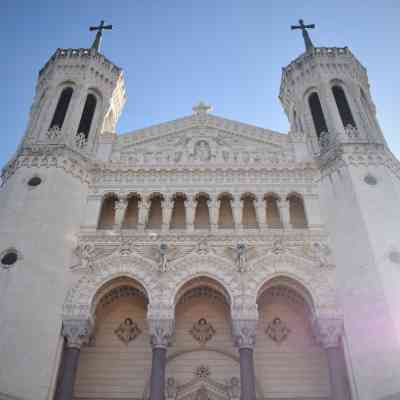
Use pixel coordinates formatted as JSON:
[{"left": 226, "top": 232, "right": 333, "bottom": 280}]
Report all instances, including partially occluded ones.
[
  {"left": 209, "top": 197, "right": 220, "bottom": 231},
  {"left": 138, "top": 196, "right": 150, "bottom": 231},
  {"left": 278, "top": 198, "right": 290, "bottom": 228},
  {"left": 114, "top": 196, "right": 128, "bottom": 230},
  {"left": 316, "top": 318, "right": 350, "bottom": 400},
  {"left": 232, "top": 319, "right": 258, "bottom": 400},
  {"left": 255, "top": 197, "right": 266, "bottom": 229},
  {"left": 162, "top": 197, "right": 173, "bottom": 232},
  {"left": 185, "top": 196, "right": 195, "bottom": 231},
  {"left": 55, "top": 319, "right": 92, "bottom": 400},
  {"left": 148, "top": 319, "right": 175, "bottom": 400},
  {"left": 232, "top": 196, "right": 242, "bottom": 231}
]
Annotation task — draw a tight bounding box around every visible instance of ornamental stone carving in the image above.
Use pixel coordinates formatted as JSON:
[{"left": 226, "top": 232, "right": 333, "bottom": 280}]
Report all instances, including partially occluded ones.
[
  {"left": 265, "top": 317, "right": 291, "bottom": 343},
  {"left": 195, "top": 365, "right": 211, "bottom": 378},
  {"left": 314, "top": 317, "right": 343, "bottom": 348},
  {"left": 114, "top": 318, "right": 142, "bottom": 344},
  {"left": 148, "top": 318, "right": 175, "bottom": 348},
  {"left": 226, "top": 377, "right": 240, "bottom": 400},
  {"left": 62, "top": 319, "right": 93, "bottom": 349},
  {"left": 231, "top": 319, "right": 258, "bottom": 349},
  {"left": 190, "top": 318, "right": 216, "bottom": 345}
]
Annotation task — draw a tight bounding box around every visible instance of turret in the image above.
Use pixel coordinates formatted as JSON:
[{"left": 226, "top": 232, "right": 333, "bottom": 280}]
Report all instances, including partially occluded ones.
[
  {"left": 280, "top": 21, "right": 400, "bottom": 400},
  {"left": 280, "top": 26, "right": 384, "bottom": 158},
  {"left": 23, "top": 43, "right": 126, "bottom": 156}
]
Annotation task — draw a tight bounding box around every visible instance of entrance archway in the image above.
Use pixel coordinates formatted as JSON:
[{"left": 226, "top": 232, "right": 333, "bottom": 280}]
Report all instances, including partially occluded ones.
[
  {"left": 165, "top": 277, "right": 240, "bottom": 400},
  {"left": 254, "top": 276, "right": 331, "bottom": 398},
  {"left": 73, "top": 277, "right": 151, "bottom": 399}
]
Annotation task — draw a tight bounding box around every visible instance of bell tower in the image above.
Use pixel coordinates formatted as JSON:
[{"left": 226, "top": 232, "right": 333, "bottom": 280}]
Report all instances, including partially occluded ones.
[
  {"left": 0, "top": 23, "right": 126, "bottom": 400},
  {"left": 23, "top": 21, "right": 126, "bottom": 156},
  {"left": 280, "top": 21, "right": 400, "bottom": 400}
]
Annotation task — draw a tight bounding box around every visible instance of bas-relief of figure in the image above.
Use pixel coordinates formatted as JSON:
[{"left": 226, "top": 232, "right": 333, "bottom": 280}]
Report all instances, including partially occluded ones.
[
  {"left": 193, "top": 140, "right": 211, "bottom": 162},
  {"left": 190, "top": 318, "right": 216, "bottom": 345},
  {"left": 266, "top": 317, "right": 290, "bottom": 343}
]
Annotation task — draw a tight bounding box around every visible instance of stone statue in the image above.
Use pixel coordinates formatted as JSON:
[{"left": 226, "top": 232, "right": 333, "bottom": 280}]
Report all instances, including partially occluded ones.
[
  {"left": 190, "top": 318, "right": 216, "bottom": 345},
  {"left": 159, "top": 241, "right": 169, "bottom": 272},
  {"left": 166, "top": 377, "right": 177, "bottom": 399},
  {"left": 236, "top": 240, "right": 247, "bottom": 272},
  {"left": 227, "top": 377, "right": 240, "bottom": 400}
]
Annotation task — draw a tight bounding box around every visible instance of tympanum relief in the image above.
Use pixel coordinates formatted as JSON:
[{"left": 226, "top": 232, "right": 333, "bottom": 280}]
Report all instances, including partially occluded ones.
[{"left": 112, "top": 127, "right": 293, "bottom": 166}]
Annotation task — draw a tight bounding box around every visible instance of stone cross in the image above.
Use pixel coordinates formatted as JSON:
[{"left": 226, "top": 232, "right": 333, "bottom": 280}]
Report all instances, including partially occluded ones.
[
  {"left": 89, "top": 20, "right": 112, "bottom": 52},
  {"left": 291, "top": 19, "right": 315, "bottom": 53},
  {"left": 192, "top": 101, "right": 212, "bottom": 115}
]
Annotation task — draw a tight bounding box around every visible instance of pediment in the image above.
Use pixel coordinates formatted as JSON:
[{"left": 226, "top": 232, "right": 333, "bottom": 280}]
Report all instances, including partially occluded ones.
[{"left": 111, "top": 114, "right": 293, "bottom": 166}]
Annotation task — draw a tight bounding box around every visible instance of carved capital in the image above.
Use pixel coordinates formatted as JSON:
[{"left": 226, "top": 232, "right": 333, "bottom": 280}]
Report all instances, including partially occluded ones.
[
  {"left": 62, "top": 319, "right": 93, "bottom": 349},
  {"left": 314, "top": 318, "right": 343, "bottom": 349},
  {"left": 231, "top": 319, "right": 258, "bottom": 349},
  {"left": 148, "top": 318, "right": 175, "bottom": 349}
]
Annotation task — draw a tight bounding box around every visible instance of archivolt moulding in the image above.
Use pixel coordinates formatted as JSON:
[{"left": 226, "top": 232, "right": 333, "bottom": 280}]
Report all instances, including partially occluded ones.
[
  {"left": 244, "top": 253, "right": 339, "bottom": 319},
  {"left": 62, "top": 252, "right": 158, "bottom": 319}
]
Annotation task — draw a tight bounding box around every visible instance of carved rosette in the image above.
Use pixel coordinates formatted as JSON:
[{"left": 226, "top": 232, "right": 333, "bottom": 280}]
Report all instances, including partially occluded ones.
[
  {"left": 148, "top": 318, "right": 175, "bottom": 348},
  {"left": 231, "top": 319, "right": 258, "bottom": 349},
  {"left": 314, "top": 318, "right": 343, "bottom": 349},
  {"left": 62, "top": 319, "right": 93, "bottom": 349}
]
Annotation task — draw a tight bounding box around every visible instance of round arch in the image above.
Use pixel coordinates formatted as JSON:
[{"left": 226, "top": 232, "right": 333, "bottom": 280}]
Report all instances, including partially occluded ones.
[{"left": 62, "top": 253, "right": 158, "bottom": 320}]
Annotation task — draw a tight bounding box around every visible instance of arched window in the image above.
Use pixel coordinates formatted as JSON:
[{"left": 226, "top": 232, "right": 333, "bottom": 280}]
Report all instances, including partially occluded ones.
[
  {"left": 241, "top": 193, "right": 258, "bottom": 228},
  {"left": 218, "top": 193, "right": 234, "bottom": 229},
  {"left": 77, "top": 94, "right": 97, "bottom": 139},
  {"left": 98, "top": 194, "right": 118, "bottom": 229},
  {"left": 287, "top": 194, "right": 308, "bottom": 229},
  {"left": 332, "top": 85, "right": 356, "bottom": 128},
  {"left": 122, "top": 194, "right": 140, "bottom": 229},
  {"left": 194, "top": 193, "right": 210, "bottom": 229},
  {"left": 49, "top": 87, "right": 73, "bottom": 129},
  {"left": 147, "top": 194, "right": 163, "bottom": 229},
  {"left": 170, "top": 193, "right": 187, "bottom": 229},
  {"left": 308, "top": 92, "right": 328, "bottom": 139},
  {"left": 265, "top": 194, "right": 282, "bottom": 228}
]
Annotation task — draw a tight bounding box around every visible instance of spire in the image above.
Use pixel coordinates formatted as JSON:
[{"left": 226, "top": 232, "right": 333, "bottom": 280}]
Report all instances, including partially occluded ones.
[
  {"left": 89, "top": 20, "right": 112, "bottom": 52},
  {"left": 291, "top": 19, "right": 316, "bottom": 53}
]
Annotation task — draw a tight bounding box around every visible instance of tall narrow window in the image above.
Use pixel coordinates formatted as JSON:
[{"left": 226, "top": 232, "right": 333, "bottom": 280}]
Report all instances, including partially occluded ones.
[
  {"left": 77, "top": 94, "right": 97, "bottom": 139},
  {"left": 218, "top": 194, "right": 234, "bottom": 229},
  {"left": 308, "top": 92, "right": 328, "bottom": 139},
  {"left": 332, "top": 86, "right": 356, "bottom": 128},
  {"left": 194, "top": 194, "right": 210, "bottom": 229},
  {"left": 266, "top": 194, "right": 282, "bottom": 228},
  {"left": 98, "top": 194, "right": 118, "bottom": 229},
  {"left": 242, "top": 193, "right": 258, "bottom": 228},
  {"left": 287, "top": 194, "right": 308, "bottom": 229},
  {"left": 49, "top": 87, "right": 73, "bottom": 129},
  {"left": 147, "top": 194, "right": 163, "bottom": 229},
  {"left": 170, "top": 194, "right": 186, "bottom": 229}
]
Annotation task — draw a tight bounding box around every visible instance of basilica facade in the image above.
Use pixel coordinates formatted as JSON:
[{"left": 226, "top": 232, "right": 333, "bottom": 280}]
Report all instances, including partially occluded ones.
[{"left": 1, "top": 25, "right": 400, "bottom": 400}]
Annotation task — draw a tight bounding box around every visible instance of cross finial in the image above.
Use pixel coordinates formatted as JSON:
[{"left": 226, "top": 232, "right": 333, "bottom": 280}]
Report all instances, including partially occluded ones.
[
  {"left": 291, "top": 19, "right": 316, "bottom": 53},
  {"left": 89, "top": 20, "right": 112, "bottom": 52},
  {"left": 192, "top": 101, "right": 212, "bottom": 115}
]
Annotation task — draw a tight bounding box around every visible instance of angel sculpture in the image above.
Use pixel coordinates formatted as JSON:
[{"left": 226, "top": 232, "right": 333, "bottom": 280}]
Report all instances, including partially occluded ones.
[
  {"left": 71, "top": 242, "right": 95, "bottom": 271},
  {"left": 236, "top": 240, "right": 247, "bottom": 272},
  {"left": 225, "top": 241, "right": 257, "bottom": 272},
  {"left": 159, "top": 241, "right": 169, "bottom": 273}
]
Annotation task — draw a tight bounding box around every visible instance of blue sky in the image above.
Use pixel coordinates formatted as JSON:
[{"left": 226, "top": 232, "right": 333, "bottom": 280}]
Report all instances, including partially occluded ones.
[{"left": 1, "top": 0, "right": 399, "bottom": 167}]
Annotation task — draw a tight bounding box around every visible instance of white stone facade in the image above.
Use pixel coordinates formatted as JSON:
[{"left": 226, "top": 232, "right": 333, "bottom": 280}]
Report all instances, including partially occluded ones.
[{"left": 0, "top": 44, "right": 400, "bottom": 400}]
